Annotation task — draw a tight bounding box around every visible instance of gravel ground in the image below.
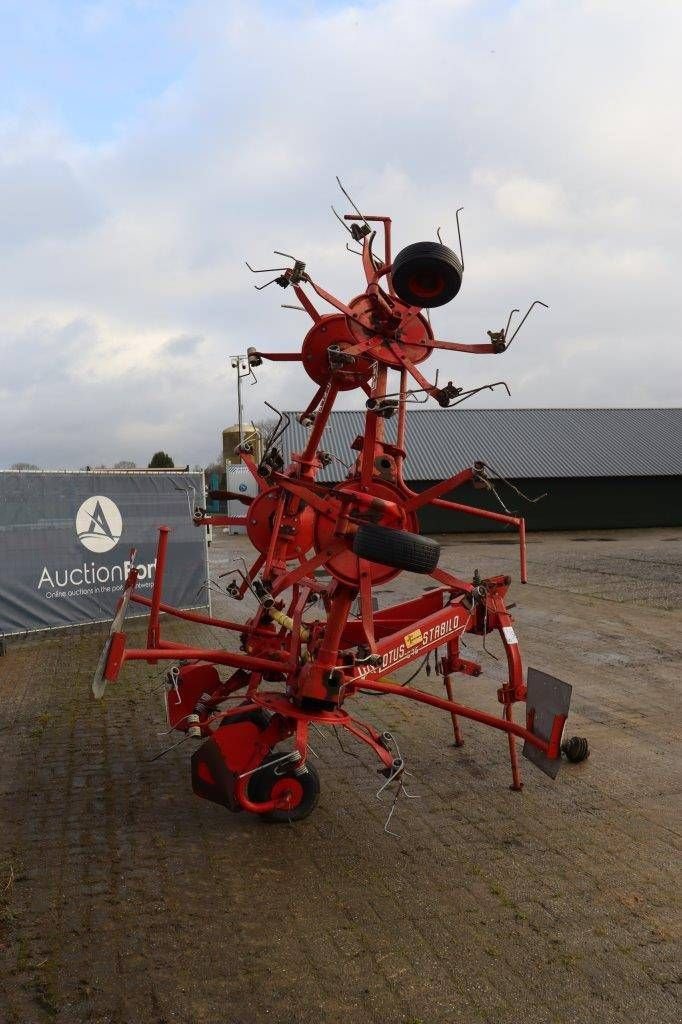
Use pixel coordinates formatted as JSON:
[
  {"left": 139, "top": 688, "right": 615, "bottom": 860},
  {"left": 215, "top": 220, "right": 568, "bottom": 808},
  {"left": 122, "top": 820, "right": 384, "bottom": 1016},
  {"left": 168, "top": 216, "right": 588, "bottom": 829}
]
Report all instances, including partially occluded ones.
[{"left": 0, "top": 527, "right": 680, "bottom": 1024}]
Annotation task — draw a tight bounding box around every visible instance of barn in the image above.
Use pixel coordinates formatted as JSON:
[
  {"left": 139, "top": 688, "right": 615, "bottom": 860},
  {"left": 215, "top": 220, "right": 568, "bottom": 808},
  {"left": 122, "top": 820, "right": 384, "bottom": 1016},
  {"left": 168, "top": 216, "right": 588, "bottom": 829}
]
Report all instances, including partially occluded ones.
[{"left": 282, "top": 408, "right": 682, "bottom": 532}]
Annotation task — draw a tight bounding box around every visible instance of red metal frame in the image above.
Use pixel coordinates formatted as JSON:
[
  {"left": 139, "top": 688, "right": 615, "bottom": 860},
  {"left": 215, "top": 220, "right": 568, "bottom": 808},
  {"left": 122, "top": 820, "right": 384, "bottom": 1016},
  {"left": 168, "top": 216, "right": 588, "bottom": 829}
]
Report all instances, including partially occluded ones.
[{"left": 96, "top": 206, "right": 570, "bottom": 820}]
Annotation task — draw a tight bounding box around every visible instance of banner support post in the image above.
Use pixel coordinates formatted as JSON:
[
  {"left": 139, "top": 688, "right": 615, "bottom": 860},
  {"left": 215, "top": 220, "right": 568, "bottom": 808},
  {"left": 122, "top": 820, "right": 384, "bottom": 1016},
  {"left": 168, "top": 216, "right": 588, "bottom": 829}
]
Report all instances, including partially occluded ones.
[{"left": 147, "top": 526, "right": 171, "bottom": 654}]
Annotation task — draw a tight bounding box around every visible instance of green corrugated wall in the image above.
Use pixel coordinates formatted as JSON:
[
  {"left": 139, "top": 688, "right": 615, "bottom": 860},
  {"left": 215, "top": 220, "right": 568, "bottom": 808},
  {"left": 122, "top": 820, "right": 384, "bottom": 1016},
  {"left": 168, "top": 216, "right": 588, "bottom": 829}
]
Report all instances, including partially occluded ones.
[{"left": 412, "top": 476, "right": 682, "bottom": 533}]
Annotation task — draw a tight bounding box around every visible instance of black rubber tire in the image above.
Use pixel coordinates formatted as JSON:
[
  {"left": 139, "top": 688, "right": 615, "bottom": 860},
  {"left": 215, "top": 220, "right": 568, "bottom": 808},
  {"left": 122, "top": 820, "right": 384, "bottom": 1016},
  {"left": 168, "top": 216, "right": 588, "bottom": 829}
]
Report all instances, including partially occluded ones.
[
  {"left": 247, "top": 754, "right": 320, "bottom": 823},
  {"left": 353, "top": 523, "right": 440, "bottom": 574},
  {"left": 561, "top": 736, "right": 590, "bottom": 763},
  {"left": 391, "top": 241, "right": 463, "bottom": 308}
]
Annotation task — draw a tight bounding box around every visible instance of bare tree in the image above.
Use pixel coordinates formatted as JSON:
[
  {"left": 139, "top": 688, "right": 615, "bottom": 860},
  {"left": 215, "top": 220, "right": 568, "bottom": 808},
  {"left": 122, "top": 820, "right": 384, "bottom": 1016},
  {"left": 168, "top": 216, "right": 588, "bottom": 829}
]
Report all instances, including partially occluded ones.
[
  {"left": 251, "top": 416, "right": 278, "bottom": 443},
  {"left": 204, "top": 457, "right": 225, "bottom": 487}
]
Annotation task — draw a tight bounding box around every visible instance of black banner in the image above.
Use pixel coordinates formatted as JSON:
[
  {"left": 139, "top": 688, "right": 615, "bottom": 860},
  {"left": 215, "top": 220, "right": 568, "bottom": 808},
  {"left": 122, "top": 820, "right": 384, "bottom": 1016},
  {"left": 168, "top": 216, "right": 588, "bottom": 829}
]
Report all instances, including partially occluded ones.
[{"left": 0, "top": 471, "right": 208, "bottom": 635}]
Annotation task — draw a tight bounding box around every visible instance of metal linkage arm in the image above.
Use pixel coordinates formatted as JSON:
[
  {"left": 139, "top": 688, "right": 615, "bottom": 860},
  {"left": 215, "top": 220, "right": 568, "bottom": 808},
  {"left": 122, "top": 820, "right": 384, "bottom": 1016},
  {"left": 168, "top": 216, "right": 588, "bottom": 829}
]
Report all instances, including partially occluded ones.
[
  {"left": 273, "top": 470, "right": 402, "bottom": 525},
  {"left": 402, "top": 468, "right": 476, "bottom": 512},
  {"left": 269, "top": 474, "right": 335, "bottom": 517}
]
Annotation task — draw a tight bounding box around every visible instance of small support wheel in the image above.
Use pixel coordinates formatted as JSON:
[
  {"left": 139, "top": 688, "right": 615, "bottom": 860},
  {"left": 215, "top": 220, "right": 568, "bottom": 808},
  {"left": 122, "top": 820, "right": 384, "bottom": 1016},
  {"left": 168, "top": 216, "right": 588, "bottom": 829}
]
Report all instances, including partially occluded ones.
[
  {"left": 247, "top": 754, "right": 320, "bottom": 823},
  {"left": 391, "top": 241, "right": 463, "bottom": 308},
  {"left": 561, "top": 736, "right": 590, "bottom": 763}
]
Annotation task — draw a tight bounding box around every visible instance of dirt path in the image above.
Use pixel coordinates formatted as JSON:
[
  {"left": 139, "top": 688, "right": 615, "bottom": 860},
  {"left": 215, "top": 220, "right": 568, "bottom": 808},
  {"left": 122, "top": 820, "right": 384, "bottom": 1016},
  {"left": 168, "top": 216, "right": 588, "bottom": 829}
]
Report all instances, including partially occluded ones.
[{"left": 1, "top": 529, "right": 680, "bottom": 1023}]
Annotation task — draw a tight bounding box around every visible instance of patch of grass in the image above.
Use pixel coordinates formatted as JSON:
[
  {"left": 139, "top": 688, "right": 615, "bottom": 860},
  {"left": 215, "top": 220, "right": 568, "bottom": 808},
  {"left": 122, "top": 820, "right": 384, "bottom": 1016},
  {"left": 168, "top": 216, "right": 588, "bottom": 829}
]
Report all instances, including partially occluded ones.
[
  {"left": 488, "top": 882, "right": 515, "bottom": 908},
  {"left": 15, "top": 935, "right": 31, "bottom": 973},
  {"left": 0, "top": 862, "right": 18, "bottom": 941},
  {"left": 32, "top": 979, "right": 60, "bottom": 1016},
  {"left": 29, "top": 711, "right": 54, "bottom": 740}
]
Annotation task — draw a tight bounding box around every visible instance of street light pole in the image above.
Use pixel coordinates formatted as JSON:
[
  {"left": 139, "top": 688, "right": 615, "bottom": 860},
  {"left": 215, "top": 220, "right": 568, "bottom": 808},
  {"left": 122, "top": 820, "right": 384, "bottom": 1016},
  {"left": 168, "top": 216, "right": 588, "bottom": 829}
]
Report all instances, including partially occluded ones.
[{"left": 230, "top": 355, "right": 249, "bottom": 446}]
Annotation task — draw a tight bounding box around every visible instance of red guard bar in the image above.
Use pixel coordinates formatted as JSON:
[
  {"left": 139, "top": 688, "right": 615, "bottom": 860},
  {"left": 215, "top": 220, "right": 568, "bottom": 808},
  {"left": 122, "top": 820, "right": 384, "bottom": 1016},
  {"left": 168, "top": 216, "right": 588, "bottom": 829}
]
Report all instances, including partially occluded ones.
[
  {"left": 519, "top": 518, "right": 527, "bottom": 583},
  {"left": 357, "top": 679, "right": 550, "bottom": 754},
  {"left": 130, "top": 593, "right": 273, "bottom": 637},
  {"left": 121, "top": 646, "right": 291, "bottom": 675},
  {"left": 430, "top": 498, "right": 528, "bottom": 584}
]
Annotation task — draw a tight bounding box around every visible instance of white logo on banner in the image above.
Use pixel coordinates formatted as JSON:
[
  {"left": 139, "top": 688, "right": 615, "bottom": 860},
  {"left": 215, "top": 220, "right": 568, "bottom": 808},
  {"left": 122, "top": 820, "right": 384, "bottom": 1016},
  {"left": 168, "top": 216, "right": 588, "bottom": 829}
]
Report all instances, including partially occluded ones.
[{"left": 76, "top": 496, "right": 123, "bottom": 553}]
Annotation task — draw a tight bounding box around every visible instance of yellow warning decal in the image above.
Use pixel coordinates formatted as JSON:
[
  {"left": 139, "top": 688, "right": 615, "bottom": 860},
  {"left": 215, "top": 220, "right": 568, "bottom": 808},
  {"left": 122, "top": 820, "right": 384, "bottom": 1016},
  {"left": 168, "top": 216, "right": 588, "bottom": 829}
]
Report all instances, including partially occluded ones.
[{"left": 404, "top": 628, "right": 423, "bottom": 649}]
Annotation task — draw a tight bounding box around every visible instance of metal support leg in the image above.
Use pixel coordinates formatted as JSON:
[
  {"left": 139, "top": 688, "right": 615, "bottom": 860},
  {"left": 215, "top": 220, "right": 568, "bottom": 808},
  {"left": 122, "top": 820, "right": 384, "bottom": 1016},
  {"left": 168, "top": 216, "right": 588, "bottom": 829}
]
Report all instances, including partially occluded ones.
[
  {"left": 504, "top": 702, "right": 523, "bottom": 791},
  {"left": 443, "top": 674, "right": 464, "bottom": 747}
]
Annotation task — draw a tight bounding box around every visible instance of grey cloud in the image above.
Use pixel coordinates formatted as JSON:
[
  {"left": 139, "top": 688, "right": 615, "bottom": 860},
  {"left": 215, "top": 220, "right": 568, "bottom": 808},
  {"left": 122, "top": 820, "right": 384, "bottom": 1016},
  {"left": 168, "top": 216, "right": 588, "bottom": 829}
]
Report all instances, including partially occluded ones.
[
  {"left": 164, "top": 333, "right": 203, "bottom": 355},
  {"left": 1, "top": 0, "right": 680, "bottom": 469},
  {"left": 1, "top": 317, "right": 96, "bottom": 391},
  {"left": 0, "top": 158, "right": 102, "bottom": 248}
]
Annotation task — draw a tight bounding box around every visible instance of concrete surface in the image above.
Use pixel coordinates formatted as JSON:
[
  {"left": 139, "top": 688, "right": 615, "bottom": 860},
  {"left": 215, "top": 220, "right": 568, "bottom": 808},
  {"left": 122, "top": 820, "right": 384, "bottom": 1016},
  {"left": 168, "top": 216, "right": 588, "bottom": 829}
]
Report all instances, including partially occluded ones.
[{"left": 0, "top": 528, "right": 680, "bottom": 1023}]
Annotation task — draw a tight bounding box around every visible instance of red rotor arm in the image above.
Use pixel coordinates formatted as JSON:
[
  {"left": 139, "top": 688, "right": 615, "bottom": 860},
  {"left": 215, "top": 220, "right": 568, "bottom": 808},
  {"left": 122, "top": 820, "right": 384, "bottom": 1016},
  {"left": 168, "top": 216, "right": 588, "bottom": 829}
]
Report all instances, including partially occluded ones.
[
  {"left": 249, "top": 351, "right": 302, "bottom": 362},
  {"left": 397, "top": 465, "right": 529, "bottom": 582},
  {"left": 402, "top": 467, "right": 477, "bottom": 513},
  {"left": 430, "top": 338, "right": 505, "bottom": 355},
  {"left": 271, "top": 473, "right": 403, "bottom": 525}
]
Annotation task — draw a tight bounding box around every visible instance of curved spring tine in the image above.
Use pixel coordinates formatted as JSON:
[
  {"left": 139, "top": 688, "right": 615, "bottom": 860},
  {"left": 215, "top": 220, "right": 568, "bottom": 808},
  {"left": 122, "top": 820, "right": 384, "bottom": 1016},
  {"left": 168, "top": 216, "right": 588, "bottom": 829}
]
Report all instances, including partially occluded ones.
[
  {"left": 148, "top": 733, "right": 191, "bottom": 762},
  {"left": 263, "top": 401, "right": 291, "bottom": 448},
  {"left": 245, "top": 261, "right": 288, "bottom": 274},
  {"left": 335, "top": 175, "right": 372, "bottom": 234},
  {"left": 505, "top": 300, "right": 549, "bottom": 350},
  {"left": 450, "top": 380, "right": 511, "bottom": 407},
  {"left": 478, "top": 380, "right": 510, "bottom": 398},
  {"left": 263, "top": 402, "right": 285, "bottom": 447},
  {"left": 384, "top": 789, "right": 402, "bottom": 837},
  {"left": 455, "top": 207, "right": 464, "bottom": 269},
  {"left": 484, "top": 463, "right": 548, "bottom": 504},
  {"left": 253, "top": 276, "right": 281, "bottom": 291},
  {"left": 504, "top": 308, "right": 520, "bottom": 338},
  {"left": 273, "top": 249, "right": 305, "bottom": 263},
  {"left": 376, "top": 760, "right": 405, "bottom": 799},
  {"left": 332, "top": 205, "right": 354, "bottom": 236}
]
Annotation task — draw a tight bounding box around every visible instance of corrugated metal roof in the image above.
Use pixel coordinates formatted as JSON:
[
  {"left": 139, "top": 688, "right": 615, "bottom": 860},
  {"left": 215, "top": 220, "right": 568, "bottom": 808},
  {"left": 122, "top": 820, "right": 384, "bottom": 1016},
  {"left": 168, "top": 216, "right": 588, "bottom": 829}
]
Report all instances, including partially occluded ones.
[{"left": 281, "top": 408, "right": 682, "bottom": 481}]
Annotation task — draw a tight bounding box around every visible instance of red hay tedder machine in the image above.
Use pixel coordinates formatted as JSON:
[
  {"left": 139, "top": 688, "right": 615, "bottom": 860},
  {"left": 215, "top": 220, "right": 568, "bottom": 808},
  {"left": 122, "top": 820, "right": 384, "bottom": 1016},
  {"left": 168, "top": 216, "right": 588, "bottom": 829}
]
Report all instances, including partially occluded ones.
[{"left": 94, "top": 182, "right": 589, "bottom": 831}]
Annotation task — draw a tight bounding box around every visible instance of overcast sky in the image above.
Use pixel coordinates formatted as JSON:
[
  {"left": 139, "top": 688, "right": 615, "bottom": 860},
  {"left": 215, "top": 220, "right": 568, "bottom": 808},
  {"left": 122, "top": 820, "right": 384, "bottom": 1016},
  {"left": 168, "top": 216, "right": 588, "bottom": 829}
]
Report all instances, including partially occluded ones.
[{"left": 1, "top": 0, "right": 680, "bottom": 469}]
